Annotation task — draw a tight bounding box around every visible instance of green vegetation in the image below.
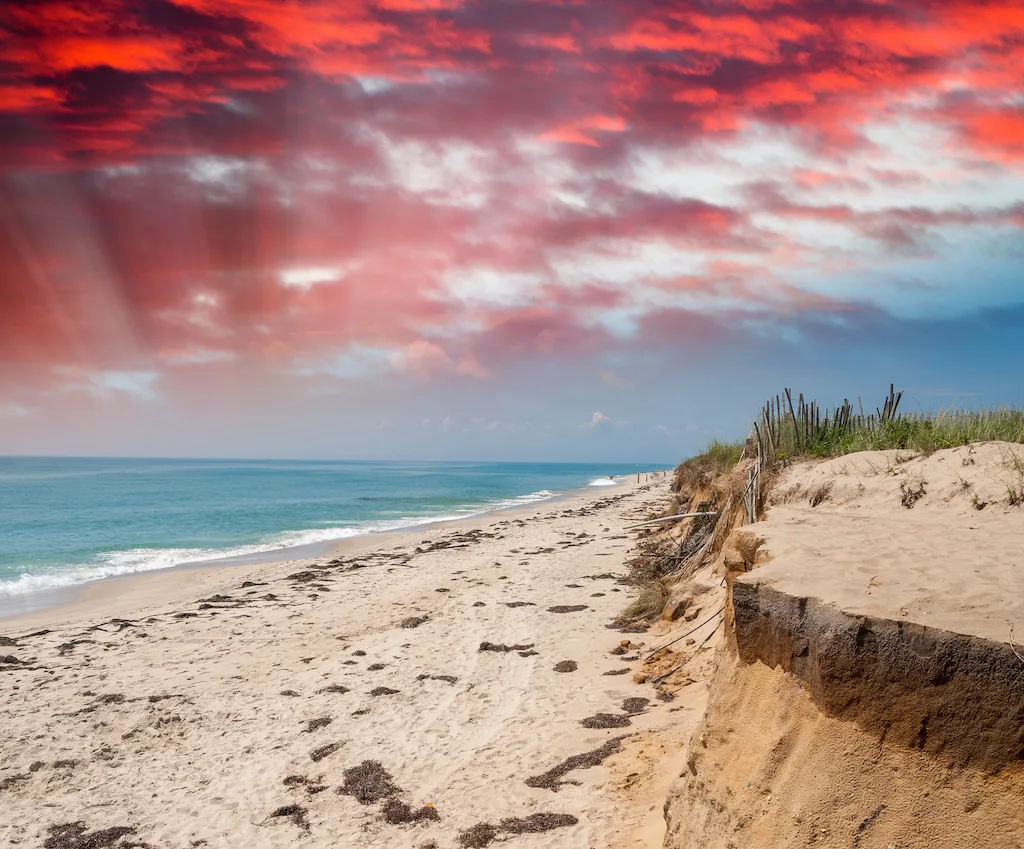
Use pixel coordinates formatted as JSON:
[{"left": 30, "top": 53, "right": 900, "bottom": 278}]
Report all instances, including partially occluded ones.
[
  {"left": 790, "top": 407, "right": 1024, "bottom": 458},
  {"left": 758, "top": 386, "right": 1024, "bottom": 462},
  {"left": 673, "top": 439, "right": 744, "bottom": 489},
  {"left": 621, "top": 579, "right": 670, "bottom": 620}
]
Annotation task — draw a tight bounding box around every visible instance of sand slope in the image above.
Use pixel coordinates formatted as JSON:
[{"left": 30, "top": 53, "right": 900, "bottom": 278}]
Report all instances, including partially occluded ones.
[{"left": 0, "top": 479, "right": 704, "bottom": 849}]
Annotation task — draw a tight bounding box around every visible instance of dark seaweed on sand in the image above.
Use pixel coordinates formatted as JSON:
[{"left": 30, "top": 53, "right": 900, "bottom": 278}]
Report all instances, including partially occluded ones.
[
  {"left": 338, "top": 761, "right": 400, "bottom": 804},
  {"left": 553, "top": 660, "right": 578, "bottom": 672},
  {"left": 602, "top": 668, "right": 631, "bottom": 676},
  {"left": 400, "top": 616, "right": 430, "bottom": 629},
  {"left": 43, "top": 823, "right": 148, "bottom": 849},
  {"left": 369, "top": 687, "right": 400, "bottom": 696},
  {"left": 381, "top": 798, "right": 440, "bottom": 824},
  {"left": 500, "top": 813, "right": 578, "bottom": 834},
  {"left": 57, "top": 639, "right": 94, "bottom": 656},
  {"left": 547, "top": 605, "right": 588, "bottom": 613},
  {"left": 269, "top": 804, "right": 309, "bottom": 831},
  {"left": 458, "top": 813, "right": 578, "bottom": 847},
  {"left": 458, "top": 823, "right": 499, "bottom": 848},
  {"left": 580, "top": 712, "right": 631, "bottom": 729},
  {"left": 606, "top": 622, "right": 647, "bottom": 633},
  {"left": 416, "top": 674, "right": 458, "bottom": 684},
  {"left": 316, "top": 684, "right": 349, "bottom": 694},
  {"left": 304, "top": 716, "right": 332, "bottom": 733},
  {"left": 525, "top": 736, "right": 626, "bottom": 790},
  {"left": 310, "top": 742, "right": 342, "bottom": 763},
  {"left": 622, "top": 697, "right": 650, "bottom": 714},
  {"left": 478, "top": 641, "right": 534, "bottom": 653}
]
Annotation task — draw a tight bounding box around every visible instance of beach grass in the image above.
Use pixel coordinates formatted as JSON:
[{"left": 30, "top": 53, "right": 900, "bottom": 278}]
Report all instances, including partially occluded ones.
[
  {"left": 774, "top": 406, "right": 1024, "bottom": 459},
  {"left": 673, "top": 439, "right": 744, "bottom": 485},
  {"left": 756, "top": 386, "right": 1024, "bottom": 462}
]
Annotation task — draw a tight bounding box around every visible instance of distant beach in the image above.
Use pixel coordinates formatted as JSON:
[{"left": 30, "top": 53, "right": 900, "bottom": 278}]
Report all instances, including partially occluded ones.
[{"left": 0, "top": 457, "right": 666, "bottom": 619}]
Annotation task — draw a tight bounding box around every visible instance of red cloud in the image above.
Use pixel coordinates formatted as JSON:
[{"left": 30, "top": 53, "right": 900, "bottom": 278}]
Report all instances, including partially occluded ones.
[{"left": 2, "top": 0, "right": 1024, "bottom": 396}]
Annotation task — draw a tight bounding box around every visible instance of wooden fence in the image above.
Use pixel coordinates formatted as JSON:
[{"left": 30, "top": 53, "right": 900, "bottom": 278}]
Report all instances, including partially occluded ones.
[{"left": 741, "top": 383, "right": 904, "bottom": 525}]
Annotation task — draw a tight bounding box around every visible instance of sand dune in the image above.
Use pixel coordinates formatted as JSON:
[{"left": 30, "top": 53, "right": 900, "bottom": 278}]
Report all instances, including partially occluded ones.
[{"left": 755, "top": 442, "right": 1024, "bottom": 641}]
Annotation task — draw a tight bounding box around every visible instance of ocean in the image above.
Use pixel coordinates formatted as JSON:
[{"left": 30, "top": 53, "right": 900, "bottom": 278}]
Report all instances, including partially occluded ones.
[{"left": 0, "top": 457, "right": 660, "bottom": 599}]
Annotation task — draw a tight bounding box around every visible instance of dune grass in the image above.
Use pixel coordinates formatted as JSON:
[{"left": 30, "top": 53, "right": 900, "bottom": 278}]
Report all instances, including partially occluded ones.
[
  {"left": 673, "top": 439, "right": 744, "bottom": 483},
  {"left": 793, "top": 407, "right": 1024, "bottom": 458}
]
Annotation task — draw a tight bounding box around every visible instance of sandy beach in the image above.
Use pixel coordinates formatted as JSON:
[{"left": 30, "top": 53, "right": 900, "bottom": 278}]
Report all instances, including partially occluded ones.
[{"left": 0, "top": 477, "right": 716, "bottom": 849}]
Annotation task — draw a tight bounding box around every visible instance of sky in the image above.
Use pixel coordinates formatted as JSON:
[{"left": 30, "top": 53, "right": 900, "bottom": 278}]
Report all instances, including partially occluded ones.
[{"left": 1, "top": 0, "right": 1023, "bottom": 462}]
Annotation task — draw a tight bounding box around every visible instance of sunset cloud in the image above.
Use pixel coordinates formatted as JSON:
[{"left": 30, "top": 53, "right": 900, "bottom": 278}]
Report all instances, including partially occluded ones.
[{"left": 1, "top": 0, "right": 1023, "bottom": 458}]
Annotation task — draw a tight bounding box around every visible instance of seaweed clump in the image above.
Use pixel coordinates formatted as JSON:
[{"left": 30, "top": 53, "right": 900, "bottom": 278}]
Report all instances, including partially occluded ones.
[
  {"left": 381, "top": 798, "right": 440, "bottom": 824},
  {"left": 525, "top": 737, "right": 626, "bottom": 790},
  {"left": 457, "top": 814, "right": 578, "bottom": 847},
  {"left": 338, "top": 761, "right": 401, "bottom": 804},
  {"left": 580, "top": 712, "right": 631, "bottom": 729},
  {"left": 43, "top": 823, "right": 147, "bottom": 849}
]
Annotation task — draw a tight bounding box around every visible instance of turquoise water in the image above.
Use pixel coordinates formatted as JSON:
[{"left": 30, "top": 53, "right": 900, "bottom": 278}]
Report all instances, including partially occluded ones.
[{"left": 0, "top": 457, "right": 659, "bottom": 597}]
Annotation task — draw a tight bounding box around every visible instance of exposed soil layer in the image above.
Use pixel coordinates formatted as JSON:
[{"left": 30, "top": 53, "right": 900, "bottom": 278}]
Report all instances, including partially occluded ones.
[
  {"left": 665, "top": 653, "right": 1024, "bottom": 849},
  {"left": 732, "top": 579, "right": 1024, "bottom": 770}
]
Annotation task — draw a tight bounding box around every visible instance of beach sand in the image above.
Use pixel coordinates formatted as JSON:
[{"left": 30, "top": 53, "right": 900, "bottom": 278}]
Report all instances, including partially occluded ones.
[
  {"left": 752, "top": 441, "right": 1024, "bottom": 640},
  {"left": 0, "top": 477, "right": 706, "bottom": 849}
]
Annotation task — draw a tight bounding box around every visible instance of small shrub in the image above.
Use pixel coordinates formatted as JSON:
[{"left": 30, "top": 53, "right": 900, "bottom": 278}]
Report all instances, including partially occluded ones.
[
  {"left": 808, "top": 481, "right": 833, "bottom": 507},
  {"left": 673, "top": 441, "right": 744, "bottom": 492},
  {"left": 733, "top": 533, "right": 765, "bottom": 569},
  {"left": 621, "top": 580, "right": 669, "bottom": 621},
  {"left": 900, "top": 481, "right": 927, "bottom": 508}
]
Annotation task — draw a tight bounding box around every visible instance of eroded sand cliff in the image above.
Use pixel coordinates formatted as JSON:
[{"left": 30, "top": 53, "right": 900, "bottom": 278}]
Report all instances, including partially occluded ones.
[{"left": 663, "top": 443, "right": 1024, "bottom": 849}]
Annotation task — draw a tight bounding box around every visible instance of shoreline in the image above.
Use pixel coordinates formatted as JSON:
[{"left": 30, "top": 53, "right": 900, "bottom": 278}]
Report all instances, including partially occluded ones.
[
  {"left": 0, "top": 472, "right": 662, "bottom": 628},
  {"left": 0, "top": 472, "right": 707, "bottom": 849}
]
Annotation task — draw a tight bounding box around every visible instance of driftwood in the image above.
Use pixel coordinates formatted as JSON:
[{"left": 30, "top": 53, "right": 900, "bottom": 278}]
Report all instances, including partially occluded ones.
[{"left": 623, "top": 512, "right": 718, "bottom": 531}]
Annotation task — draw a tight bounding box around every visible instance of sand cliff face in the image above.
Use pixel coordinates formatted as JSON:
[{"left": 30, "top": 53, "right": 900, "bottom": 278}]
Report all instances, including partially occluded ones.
[
  {"left": 664, "top": 651, "right": 1024, "bottom": 849},
  {"left": 663, "top": 444, "right": 1024, "bottom": 849},
  {"left": 732, "top": 583, "right": 1024, "bottom": 772}
]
